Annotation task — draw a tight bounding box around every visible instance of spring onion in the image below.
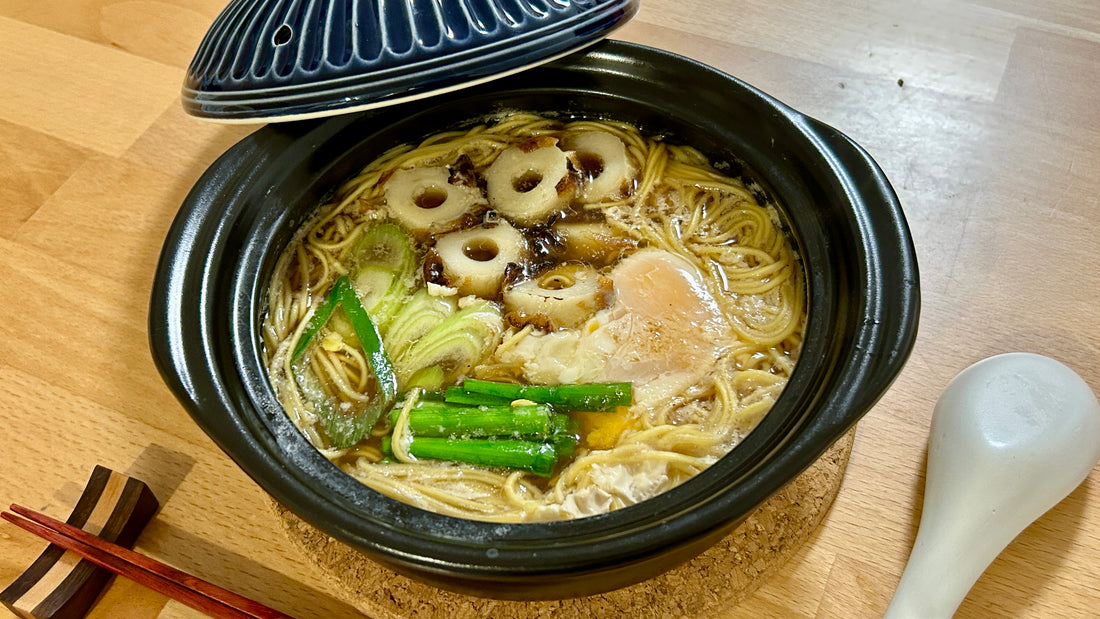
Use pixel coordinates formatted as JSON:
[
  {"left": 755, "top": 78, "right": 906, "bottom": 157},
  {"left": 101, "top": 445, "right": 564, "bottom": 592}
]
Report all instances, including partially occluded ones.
[
  {"left": 291, "top": 282, "right": 342, "bottom": 362},
  {"left": 350, "top": 223, "right": 419, "bottom": 331},
  {"left": 291, "top": 275, "right": 397, "bottom": 448},
  {"left": 337, "top": 277, "right": 397, "bottom": 404}
]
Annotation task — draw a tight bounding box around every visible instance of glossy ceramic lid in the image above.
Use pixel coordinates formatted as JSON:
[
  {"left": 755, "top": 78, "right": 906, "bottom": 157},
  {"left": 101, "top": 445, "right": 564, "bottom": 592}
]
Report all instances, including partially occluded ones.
[{"left": 182, "top": 0, "right": 640, "bottom": 122}]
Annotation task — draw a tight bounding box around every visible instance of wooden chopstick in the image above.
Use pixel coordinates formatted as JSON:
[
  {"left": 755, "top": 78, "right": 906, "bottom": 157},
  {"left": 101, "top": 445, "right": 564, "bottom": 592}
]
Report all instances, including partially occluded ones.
[{"left": 3, "top": 504, "right": 293, "bottom": 619}]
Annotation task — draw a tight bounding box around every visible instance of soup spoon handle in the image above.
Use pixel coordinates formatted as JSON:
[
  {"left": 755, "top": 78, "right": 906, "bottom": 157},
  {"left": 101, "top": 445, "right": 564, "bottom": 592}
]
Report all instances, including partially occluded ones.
[{"left": 885, "top": 353, "right": 1100, "bottom": 619}]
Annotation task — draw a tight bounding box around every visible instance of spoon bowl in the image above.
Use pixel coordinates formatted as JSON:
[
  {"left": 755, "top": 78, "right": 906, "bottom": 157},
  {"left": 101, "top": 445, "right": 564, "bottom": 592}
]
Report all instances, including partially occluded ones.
[{"left": 886, "top": 352, "right": 1100, "bottom": 618}]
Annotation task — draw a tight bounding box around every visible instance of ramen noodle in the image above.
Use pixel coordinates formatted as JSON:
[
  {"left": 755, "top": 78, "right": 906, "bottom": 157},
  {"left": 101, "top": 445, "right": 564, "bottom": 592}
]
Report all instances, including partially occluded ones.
[{"left": 262, "top": 112, "right": 804, "bottom": 522}]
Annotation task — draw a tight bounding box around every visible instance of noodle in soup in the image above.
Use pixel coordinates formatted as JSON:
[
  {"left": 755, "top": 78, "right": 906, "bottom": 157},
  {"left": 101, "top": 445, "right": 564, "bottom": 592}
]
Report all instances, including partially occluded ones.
[{"left": 262, "top": 112, "right": 804, "bottom": 522}]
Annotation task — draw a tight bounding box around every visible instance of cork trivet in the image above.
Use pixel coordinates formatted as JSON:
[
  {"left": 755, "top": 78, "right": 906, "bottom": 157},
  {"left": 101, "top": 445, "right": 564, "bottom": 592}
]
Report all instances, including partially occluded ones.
[{"left": 273, "top": 427, "right": 855, "bottom": 618}]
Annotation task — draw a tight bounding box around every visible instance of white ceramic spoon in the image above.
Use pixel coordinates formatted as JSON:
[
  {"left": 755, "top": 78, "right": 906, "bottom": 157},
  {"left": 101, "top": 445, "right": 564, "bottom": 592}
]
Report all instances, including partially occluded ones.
[{"left": 885, "top": 352, "right": 1100, "bottom": 618}]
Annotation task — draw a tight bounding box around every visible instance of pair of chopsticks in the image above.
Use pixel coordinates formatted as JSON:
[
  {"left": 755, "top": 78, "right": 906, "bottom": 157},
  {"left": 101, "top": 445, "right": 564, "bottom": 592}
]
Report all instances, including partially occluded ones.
[{"left": 3, "top": 504, "right": 293, "bottom": 619}]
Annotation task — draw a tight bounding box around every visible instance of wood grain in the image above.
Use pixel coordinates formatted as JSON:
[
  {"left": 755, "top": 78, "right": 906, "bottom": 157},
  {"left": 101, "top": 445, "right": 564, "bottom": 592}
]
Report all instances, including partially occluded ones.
[
  {"left": 2, "top": 1, "right": 1099, "bottom": 617},
  {"left": 2, "top": 469, "right": 159, "bottom": 619}
]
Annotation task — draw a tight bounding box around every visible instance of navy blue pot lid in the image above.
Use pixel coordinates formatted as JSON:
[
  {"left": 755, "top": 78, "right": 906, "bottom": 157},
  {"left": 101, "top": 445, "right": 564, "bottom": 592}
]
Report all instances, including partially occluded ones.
[{"left": 183, "top": 0, "right": 640, "bottom": 123}]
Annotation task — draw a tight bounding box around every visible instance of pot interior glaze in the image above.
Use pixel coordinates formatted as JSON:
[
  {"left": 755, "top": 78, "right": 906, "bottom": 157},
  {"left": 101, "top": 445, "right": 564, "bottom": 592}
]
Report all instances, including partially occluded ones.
[{"left": 150, "top": 40, "right": 919, "bottom": 599}]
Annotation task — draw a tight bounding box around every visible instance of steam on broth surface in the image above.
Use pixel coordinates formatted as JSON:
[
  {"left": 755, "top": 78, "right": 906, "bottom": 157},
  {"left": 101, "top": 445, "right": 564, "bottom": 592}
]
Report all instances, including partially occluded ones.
[{"left": 262, "top": 112, "right": 805, "bottom": 522}]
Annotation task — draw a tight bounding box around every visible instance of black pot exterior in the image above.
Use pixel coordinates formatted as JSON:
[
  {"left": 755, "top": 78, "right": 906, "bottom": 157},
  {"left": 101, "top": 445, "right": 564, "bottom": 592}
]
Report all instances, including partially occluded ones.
[{"left": 150, "top": 40, "right": 919, "bottom": 599}]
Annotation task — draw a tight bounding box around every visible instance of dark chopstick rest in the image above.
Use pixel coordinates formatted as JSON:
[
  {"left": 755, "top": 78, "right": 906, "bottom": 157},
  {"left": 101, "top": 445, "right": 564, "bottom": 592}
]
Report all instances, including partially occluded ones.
[
  {"left": 3, "top": 506, "right": 293, "bottom": 619},
  {"left": 1, "top": 466, "right": 159, "bottom": 619}
]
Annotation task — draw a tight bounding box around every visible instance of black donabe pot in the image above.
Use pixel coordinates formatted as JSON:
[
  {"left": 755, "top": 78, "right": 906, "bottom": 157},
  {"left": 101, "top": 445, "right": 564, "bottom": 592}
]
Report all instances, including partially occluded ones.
[{"left": 150, "top": 41, "right": 919, "bottom": 600}]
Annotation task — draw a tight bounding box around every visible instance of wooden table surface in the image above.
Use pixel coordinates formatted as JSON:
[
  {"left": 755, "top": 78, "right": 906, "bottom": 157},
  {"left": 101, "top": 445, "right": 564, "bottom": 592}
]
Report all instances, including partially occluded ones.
[{"left": 3, "top": 0, "right": 1099, "bottom": 617}]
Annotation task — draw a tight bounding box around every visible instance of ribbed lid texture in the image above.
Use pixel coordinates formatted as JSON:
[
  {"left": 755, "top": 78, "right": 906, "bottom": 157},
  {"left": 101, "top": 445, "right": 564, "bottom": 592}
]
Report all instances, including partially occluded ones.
[{"left": 183, "top": 0, "right": 639, "bottom": 122}]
